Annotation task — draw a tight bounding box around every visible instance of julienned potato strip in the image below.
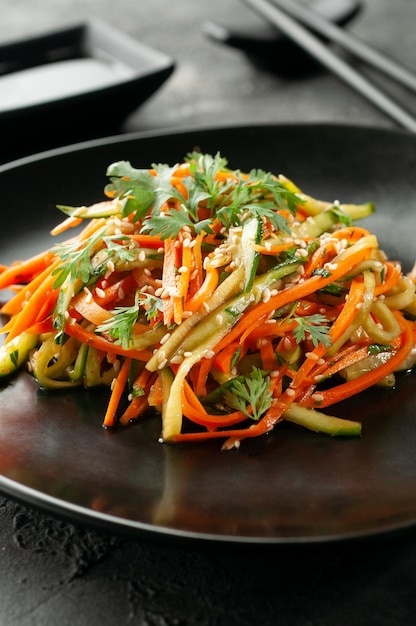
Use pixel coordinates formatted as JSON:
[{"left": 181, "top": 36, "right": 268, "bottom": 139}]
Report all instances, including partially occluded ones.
[{"left": 0, "top": 152, "right": 415, "bottom": 451}]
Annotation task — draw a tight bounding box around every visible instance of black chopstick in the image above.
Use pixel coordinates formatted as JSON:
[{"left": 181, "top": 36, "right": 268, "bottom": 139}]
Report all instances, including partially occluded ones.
[
  {"left": 266, "top": 0, "right": 416, "bottom": 93},
  {"left": 241, "top": 0, "right": 416, "bottom": 133}
]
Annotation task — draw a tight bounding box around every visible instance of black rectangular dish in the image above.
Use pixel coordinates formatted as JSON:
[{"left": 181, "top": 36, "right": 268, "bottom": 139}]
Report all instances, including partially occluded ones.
[{"left": 0, "top": 19, "right": 175, "bottom": 162}]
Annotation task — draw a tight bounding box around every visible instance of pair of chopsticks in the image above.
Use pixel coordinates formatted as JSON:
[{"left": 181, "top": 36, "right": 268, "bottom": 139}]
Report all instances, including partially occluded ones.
[{"left": 241, "top": 0, "right": 416, "bottom": 133}]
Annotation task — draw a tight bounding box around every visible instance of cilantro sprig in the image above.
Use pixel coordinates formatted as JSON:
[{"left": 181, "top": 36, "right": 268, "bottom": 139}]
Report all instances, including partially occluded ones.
[
  {"left": 224, "top": 366, "right": 273, "bottom": 421},
  {"left": 97, "top": 291, "right": 163, "bottom": 348}
]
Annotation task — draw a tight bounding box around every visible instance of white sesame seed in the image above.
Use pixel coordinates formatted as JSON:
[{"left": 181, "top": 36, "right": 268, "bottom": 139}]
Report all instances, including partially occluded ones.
[
  {"left": 286, "top": 388, "right": 296, "bottom": 397},
  {"left": 95, "top": 287, "right": 106, "bottom": 298},
  {"left": 158, "top": 359, "right": 168, "bottom": 370},
  {"left": 184, "top": 351, "right": 193, "bottom": 358},
  {"left": 311, "top": 393, "right": 324, "bottom": 402},
  {"left": 262, "top": 287, "right": 271, "bottom": 303},
  {"left": 83, "top": 287, "right": 93, "bottom": 303},
  {"left": 157, "top": 350, "right": 167, "bottom": 363},
  {"left": 216, "top": 314, "right": 223, "bottom": 325},
  {"left": 160, "top": 333, "right": 171, "bottom": 345}
]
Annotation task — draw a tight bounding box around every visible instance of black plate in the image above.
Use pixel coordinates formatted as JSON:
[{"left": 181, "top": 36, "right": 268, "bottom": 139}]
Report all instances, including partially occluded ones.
[
  {"left": 0, "top": 123, "right": 416, "bottom": 545},
  {"left": 0, "top": 19, "right": 174, "bottom": 162}
]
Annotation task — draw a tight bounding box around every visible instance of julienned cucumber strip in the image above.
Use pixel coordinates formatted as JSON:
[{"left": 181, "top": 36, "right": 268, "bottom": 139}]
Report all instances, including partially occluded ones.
[
  {"left": 0, "top": 331, "right": 38, "bottom": 378},
  {"left": 160, "top": 259, "right": 302, "bottom": 440},
  {"left": 283, "top": 403, "right": 362, "bottom": 437},
  {"left": 241, "top": 217, "right": 261, "bottom": 292}
]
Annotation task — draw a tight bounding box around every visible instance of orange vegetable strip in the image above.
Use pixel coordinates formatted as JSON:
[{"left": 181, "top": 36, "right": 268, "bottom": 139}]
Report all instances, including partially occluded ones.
[
  {"left": 374, "top": 261, "right": 401, "bottom": 296},
  {"left": 187, "top": 234, "right": 203, "bottom": 297},
  {"left": 291, "top": 276, "right": 366, "bottom": 389},
  {"left": 184, "top": 264, "right": 219, "bottom": 313},
  {"left": 174, "top": 242, "right": 193, "bottom": 325},
  {"left": 64, "top": 321, "right": 153, "bottom": 361},
  {"left": 129, "top": 234, "right": 164, "bottom": 249},
  {"left": 330, "top": 226, "right": 372, "bottom": 242},
  {"left": 305, "top": 313, "right": 414, "bottom": 408},
  {"left": 25, "top": 317, "right": 55, "bottom": 335},
  {"left": 103, "top": 357, "right": 132, "bottom": 427},
  {"left": 50, "top": 215, "right": 84, "bottom": 236},
  {"left": 97, "top": 275, "right": 138, "bottom": 307},
  {"left": 213, "top": 340, "right": 241, "bottom": 374},
  {"left": 215, "top": 243, "right": 372, "bottom": 355},
  {"left": 0, "top": 251, "right": 57, "bottom": 290},
  {"left": 0, "top": 258, "right": 61, "bottom": 317},
  {"left": 253, "top": 241, "right": 298, "bottom": 255},
  {"left": 194, "top": 356, "right": 214, "bottom": 396},
  {"left": 71, "top": 291, "right": 112, "bottom": 326},
  {"left": 147, "top": 375, "right": 164, "bottom": 407},
  {"left": 5, "top": 270, "right": 60, "bottom": 343},
  {"left": 182, "top": 381, "right": 247, "bottom": 428},
  {"left": 259, "top": 337, "right": 278, "bottom": 371},
  {"left": 161, "top": 236, "right": 177, "bottom": 327},
  {"left": 119, "top": 396, "right": 149, "bottom": 425}
]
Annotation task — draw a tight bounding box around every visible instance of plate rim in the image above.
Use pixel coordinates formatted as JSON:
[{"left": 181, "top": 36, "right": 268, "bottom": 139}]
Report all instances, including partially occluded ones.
[{"left": 1, "top": 121, "right": 416, "bottom": 546}]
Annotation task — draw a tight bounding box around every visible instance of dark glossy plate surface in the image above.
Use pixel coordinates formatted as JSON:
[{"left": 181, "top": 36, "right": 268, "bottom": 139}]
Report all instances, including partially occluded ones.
[{"left": 0, "top": 123, "right": 416, "bottom": 545}]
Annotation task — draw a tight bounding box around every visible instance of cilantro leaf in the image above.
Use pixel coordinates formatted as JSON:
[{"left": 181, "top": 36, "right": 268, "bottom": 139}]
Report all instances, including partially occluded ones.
[
  {"left": 105, "top": 161, "right": 156, "bottom": 222},
  {"left": 97, "top": 291, "right": 163, "bottom": 348},
  {"left": 97, "top": 292, "right": 141, "bottom": 349},
  {"left": 291, "top": 313, "right": 333, "bottom": 349},
  {"left": 224, "top": 366, "right": 273, "bottom": 421},
  {"left": 51, "top": 225, "right": 107, "bottom": 288}
]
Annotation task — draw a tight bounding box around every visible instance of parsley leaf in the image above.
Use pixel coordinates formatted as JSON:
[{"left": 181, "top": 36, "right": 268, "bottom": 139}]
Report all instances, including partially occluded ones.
[
  {"left": 291, "top": 313, "right": 333, "bottom": 349},
  {"left": 368, "top": 343, "right": 392, "bottom": 355},
  {"left": 51, "top": 226, "right": 107, "bottom": 288},
  {"left": 224, "top": 366, "right": 273, "bottom": 421},
  {"left": 97, "top": 291, "right": 163, "bottom": 348},
  {"left": 97, "top": 292, "right": 141, "bottom": 349},
  {"left": 105, "top": 161, "right": 156, "bottom": 222}
]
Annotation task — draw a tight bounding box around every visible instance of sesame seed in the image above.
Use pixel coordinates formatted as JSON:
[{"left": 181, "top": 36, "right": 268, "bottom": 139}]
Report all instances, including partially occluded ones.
[
  {"left": 170, "top": 355, "right": 184, "bottom": 364},
  {"left": 286, "top": 388, "right": 296, "bottom": 397},
  {"left": 270, "top": 370, "right": 280, "bottom": 378},
  {"left": 305, "top": 352, "right": 319, "bottom": 361},
  {"left": 311, "top": 393, "right": 324, "bottom": 402},
  {"left": 216, "top": 314, "right": 223, "bottom": 325},
  {"left": 184, "top": 351, "right": 193, "bottom": 358},
  {"left": 83, "top": 288, "right": 93, "bottom": 303},
  {"left": 157, "top": 359, "right": 168, "bottom": 370},
  {"left": 157, "top": 350, "right": 167, "bottom": 363},
  {"left": 160, "top": 333, "right": 171, "bottom": 345},
  {"left": 262, "top": 287, "right": 271, "bottom": 303},
  {"left": 95, "top": 287, "right": 106, "bottom": 298},
  {"left": 178, "top": 266, "right": 188, "bottom": 273},
  {"left": 138, "top": 250, "right": 146, "bottom": 262}
]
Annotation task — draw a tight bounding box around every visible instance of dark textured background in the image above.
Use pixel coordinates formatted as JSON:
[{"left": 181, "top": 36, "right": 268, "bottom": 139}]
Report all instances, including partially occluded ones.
[{"left": 1, "top": 1, "right": 416, "bottom": 624}]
